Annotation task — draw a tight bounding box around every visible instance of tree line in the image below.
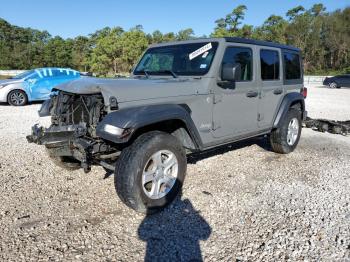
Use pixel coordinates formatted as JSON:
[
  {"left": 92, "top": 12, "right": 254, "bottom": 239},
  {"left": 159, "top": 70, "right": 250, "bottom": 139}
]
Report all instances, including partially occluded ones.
[{"left": 0, "top": 3, "right": 349, "bottom": 76}]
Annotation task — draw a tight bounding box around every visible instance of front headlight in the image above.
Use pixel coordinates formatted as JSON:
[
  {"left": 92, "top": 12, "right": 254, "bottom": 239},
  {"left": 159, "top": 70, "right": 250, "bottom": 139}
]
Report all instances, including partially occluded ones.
[{"left": 103, "top": 124, "right": 125, "bottom": 136}]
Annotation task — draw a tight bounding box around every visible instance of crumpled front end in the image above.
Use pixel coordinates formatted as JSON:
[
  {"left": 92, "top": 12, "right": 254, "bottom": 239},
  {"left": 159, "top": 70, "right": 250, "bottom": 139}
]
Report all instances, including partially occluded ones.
[{"left": 27, "top": 91, "right": 119, "bottom": 172}]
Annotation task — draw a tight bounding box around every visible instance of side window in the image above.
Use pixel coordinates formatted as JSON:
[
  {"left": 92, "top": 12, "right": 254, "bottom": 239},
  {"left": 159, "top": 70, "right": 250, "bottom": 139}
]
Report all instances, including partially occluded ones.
[
  {"left": 284, "top": 52, "right": 301, "bottom": 80},
  {"left": 52, "top": 69, "right": 64, "bottom": 77},
  {"left": 27, "top": 72, "right": 39, "bottom": 80},
  {"left": 222, "top": 47, "right": 252, "bottom": 81},
  {"left": 40, "top": 68, "right": 54, "bottom": 78},
  {"left": 52, "top": 69, "right": 78, "bottom": 77},
  {"left": 260, "top": 49, "right": 280, "bottom": 80}
]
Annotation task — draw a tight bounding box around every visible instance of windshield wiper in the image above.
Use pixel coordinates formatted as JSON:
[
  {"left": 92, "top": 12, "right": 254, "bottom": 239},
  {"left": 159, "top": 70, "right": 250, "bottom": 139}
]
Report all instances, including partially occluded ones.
[
  {"left": 139, "top": 70, "right": 150, "bottom": 78},
  {"left": 138, "top": 69, "right": 178, "bottom": 78},
  {"left": 159, "top": 70, "right": 178, "bottom": 78}
]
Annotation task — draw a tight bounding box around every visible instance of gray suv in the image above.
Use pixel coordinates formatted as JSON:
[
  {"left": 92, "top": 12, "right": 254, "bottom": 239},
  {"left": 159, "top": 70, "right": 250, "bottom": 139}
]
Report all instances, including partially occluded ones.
[{"left": 27, "top": 37, "right": 307, "bottom": 214}]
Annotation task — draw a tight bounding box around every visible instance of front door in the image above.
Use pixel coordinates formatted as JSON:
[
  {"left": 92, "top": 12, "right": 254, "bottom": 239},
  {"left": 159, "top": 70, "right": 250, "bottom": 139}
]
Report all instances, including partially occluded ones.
[{"left": 212, "top": 45, "right": 259, "bottom": 138}]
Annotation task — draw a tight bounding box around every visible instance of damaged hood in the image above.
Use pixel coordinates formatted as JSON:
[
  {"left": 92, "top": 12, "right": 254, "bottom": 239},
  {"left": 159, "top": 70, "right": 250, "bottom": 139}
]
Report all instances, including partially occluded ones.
[{"left": 54, "top": 76, "right": 204, "bottom": 104}]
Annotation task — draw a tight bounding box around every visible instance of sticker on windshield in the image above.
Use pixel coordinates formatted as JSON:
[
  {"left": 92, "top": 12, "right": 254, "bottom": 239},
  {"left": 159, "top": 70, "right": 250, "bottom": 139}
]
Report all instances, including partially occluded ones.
[
  {"left": 200, "top": 64, "right": 207, "bottom": 69},
  {"left": 189, "top": 43, "right": 212, "bottom": 60},
  {"left": 202, "top": 51, "right": 209, "bottom": 58}
]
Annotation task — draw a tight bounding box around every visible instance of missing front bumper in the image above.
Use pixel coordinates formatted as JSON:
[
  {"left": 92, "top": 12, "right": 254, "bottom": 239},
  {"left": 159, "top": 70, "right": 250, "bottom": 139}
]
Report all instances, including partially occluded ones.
[
  {"left": 27, "top": 124, "right": 119, "bottom": 173},
  {"left": 26, "top": 124, "right": 86, "bottom": 145}
]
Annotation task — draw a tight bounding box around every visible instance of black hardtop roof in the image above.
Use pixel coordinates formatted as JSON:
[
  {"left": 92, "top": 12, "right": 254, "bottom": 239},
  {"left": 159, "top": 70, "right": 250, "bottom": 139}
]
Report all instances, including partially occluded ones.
[{"left": 224, "top": 37, "right": 300, "bottom": 52}]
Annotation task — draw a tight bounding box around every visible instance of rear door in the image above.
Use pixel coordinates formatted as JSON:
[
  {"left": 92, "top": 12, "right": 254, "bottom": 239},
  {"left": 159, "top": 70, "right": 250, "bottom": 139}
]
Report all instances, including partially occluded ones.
[
  {"left": 212, "top": 44, "right": 259, "bottom": 138},
  {"left": 257, "top": 48, "right": 284, "bottom": 128},
  {"left": 339, "top": 75, "right": 350, "bottom": 87},
  {"left": 344, "top": 76, "right": 350, "bottom": 87}
]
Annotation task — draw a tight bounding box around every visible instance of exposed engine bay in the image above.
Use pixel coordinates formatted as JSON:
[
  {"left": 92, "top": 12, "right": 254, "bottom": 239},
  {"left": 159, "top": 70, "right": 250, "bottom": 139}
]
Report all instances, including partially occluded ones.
[
  {"left": 27, "top": 91, "right": 120, "bottom": 172},
  {"left": 50, "top": 91, "right": 105, "bottom": 136}
]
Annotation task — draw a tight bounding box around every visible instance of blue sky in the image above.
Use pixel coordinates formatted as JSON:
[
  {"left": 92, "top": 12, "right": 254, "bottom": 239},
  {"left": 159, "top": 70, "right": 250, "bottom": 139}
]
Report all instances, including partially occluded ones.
[{"left": 0, "top": 0, "right": 348, "bottom": 38}]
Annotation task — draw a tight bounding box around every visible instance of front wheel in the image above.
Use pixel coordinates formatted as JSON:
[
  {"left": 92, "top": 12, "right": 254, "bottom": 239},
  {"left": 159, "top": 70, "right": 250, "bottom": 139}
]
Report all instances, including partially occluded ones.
[
  {"left": 8, "top": 90, "right": 28, "bottom": 106},
  {"left": 270, "top": 108, "right": 302, "bottom": 154},
  {"left": 329, "top": 82, "right": 339, "bottom": 89},
  {"left": 115, "top": 131, "right": 187, "bottom": 214}
]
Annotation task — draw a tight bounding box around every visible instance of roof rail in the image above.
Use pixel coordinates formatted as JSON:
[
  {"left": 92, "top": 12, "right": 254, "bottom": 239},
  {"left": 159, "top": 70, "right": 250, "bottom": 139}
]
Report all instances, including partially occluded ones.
[{"left": 224, "top": 37, "right": 300, "bottom": 52}]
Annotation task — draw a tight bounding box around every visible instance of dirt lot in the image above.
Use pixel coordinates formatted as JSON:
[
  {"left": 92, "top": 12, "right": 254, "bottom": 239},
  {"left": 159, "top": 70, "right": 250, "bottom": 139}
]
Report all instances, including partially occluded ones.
[{"left": 0, "top": 85, "right": 349, "bottom": 261}]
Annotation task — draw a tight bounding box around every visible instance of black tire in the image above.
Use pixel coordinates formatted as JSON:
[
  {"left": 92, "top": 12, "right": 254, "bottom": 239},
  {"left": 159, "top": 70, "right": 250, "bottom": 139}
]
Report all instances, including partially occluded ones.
[
  {"left": 7, "top": 89, "right": 28, "bottom": 106},
  {"left": 329, "top": 82, "right": 338, "bottom": 89},
  {"left": 270, "top": 108, "right": 302, "bottom": 154},
  {"left": 115, "top": 131, "right": 187, "bottom": 214},
  {"left": 46, "top": 148, "right": 81, "bottom": 170}
]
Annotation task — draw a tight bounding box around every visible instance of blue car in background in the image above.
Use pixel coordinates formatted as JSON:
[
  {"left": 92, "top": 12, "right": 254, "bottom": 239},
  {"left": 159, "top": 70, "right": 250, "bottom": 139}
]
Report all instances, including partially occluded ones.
[{"left": 0, "top": 68, "right": 80, "bottom": 106}]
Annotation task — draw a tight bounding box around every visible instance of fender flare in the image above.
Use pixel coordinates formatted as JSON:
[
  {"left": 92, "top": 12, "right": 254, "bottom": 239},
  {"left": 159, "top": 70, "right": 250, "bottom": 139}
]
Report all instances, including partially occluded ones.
[
  {"left": 96, "top": 104, "right": 203, "bottom": 149},
  {"left": 273, "top": 92, "right": 305, "bottom": 128}
]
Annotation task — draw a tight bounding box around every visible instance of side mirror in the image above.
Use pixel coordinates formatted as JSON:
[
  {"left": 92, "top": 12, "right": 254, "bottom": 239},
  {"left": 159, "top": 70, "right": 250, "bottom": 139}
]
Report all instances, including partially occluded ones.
[{"left": 221, "top": 63, "right": 241, "bottom": 82}]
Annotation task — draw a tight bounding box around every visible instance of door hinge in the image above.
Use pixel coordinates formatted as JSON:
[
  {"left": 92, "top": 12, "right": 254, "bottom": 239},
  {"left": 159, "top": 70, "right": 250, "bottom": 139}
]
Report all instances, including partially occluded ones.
[
  {"left": 212, "top": 121, "right": 221, "bottom": 131},
  {"left": 258, "top": 113, "right": 264, "bottom": 121},
  {"left": 213, "top": 94, "right": 223, "bottom": 104}
]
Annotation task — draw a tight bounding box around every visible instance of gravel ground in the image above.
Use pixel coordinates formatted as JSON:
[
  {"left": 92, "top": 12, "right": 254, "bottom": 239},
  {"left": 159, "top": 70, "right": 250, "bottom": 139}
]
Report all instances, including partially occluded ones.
[{"left": 0, "top": 85, "right": 349, "bottom": 261}]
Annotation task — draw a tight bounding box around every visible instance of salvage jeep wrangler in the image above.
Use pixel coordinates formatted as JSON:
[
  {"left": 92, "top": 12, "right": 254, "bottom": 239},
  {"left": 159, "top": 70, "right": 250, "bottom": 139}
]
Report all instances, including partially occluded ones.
[{"left": 27, "top": 37, "right": 307, "bottom": 214}]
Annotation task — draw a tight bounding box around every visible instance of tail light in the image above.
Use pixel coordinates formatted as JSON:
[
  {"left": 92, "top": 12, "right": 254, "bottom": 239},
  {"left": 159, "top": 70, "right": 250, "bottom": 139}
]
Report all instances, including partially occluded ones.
[{"left": 301, "top": 87, "right": 307, "bottom": 98}]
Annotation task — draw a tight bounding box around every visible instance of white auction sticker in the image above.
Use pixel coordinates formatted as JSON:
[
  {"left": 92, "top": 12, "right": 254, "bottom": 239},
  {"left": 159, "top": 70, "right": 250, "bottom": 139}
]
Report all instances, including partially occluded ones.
[{"left": 189, "top": 43, "right": 212, "bottom": 60}]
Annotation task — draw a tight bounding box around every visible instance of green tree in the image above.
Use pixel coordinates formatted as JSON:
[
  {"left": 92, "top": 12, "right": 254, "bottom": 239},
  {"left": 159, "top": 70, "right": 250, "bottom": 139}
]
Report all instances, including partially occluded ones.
[
  {"left": 286, "top": 5, "right": 305, "bottom": 20},
  {"left": 43, "top": 36, "right": 73, "bottom": 68},
  {"left": 176, "top": 28, "right": 195, "bottom": 40},
  {"left": 72, "top": 36, "right": 91, "bottom": 71},
  {"left": 89, "top": 27, "right": 124, "bottom": 76},
  {"left": 259, "top": 15, "right": 287, "bottom": 43},
  {"left": 212, "top": 5, "right": 248, "bottom": 37},
  {"left": 118, "top": 27, "right": 149, "bottom": 72}
]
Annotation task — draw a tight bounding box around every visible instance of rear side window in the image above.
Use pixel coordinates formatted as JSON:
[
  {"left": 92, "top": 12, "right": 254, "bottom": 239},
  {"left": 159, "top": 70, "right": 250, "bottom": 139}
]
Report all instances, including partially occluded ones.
[
  {"left": 284, "top": 52, "right": 301, "bottom": 80},
  {"left": 222, "top": 47, "right": 252, "bottom": 81},
  {"left": 52, "top": 69, "right": 79, "bottom": 77},
  {"left": 260, "top": 50, "right": 280, "bottom": 80}
]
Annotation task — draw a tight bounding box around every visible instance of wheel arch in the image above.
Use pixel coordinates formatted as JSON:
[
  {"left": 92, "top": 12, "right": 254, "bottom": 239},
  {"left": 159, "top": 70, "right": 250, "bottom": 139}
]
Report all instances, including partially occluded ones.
[
  {"left": 273, "top": 92, "right": 305, "bottom": 129},
  {"left": 96, "top": 104, "right": 203, "bottom": 151},
  {"left": 7, "top": 88, "right": 29, "bottom": 105}
]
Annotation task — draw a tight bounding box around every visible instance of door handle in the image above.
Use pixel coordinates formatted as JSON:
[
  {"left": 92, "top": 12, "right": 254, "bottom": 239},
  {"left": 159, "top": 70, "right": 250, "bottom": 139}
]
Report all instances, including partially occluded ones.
[
  {"left": 246, "top": 91, "right": 258, "bottom": 98},
  {"left": 273, "top": 88, "right": 283, "bottom": 95}
]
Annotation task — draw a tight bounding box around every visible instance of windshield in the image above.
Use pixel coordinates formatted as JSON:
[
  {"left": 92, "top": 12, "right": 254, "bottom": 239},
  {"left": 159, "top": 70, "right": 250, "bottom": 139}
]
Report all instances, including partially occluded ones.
[
  {"left": 134, "top": 42, "right": 219, "bottom": 76},
  {"left": 11, "top": 70, "right": 35, "bottom": 79}
]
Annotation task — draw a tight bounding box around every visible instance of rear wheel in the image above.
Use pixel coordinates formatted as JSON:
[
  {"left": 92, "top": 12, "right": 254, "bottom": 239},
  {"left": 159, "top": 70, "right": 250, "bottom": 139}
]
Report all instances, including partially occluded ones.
[
  {"left": 8, "top": 90, "right": 28, "bottom": 106},
  {"left": 270, "top": 108, "right": 302, "bottom": 154},
  {"left": 115, "top": 131, "right": 187, "bottom": 214}
]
